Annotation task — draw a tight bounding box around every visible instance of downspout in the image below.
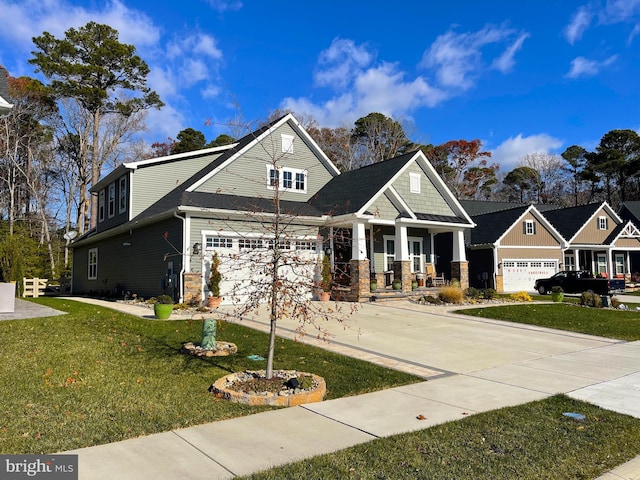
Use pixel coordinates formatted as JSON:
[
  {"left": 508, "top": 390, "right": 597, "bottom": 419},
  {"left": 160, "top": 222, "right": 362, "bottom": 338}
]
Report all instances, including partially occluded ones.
[
  {"left": 493, "top": 244, "right": 499, "bottom": 290},
  {"left": 174, "top": 210, "right": 186, "bottom": 303}
]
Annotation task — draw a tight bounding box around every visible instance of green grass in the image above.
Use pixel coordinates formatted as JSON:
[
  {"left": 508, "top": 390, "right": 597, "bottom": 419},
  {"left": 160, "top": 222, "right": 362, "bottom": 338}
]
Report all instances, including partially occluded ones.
[
  {"left": 0, "top": 298, "right": 421, "bottom": 454},
  {"left": 456, "top": 303, "right": 640, "bottom": 341},
  {"left": 243, "top": 395, "right": 640, "bottom": 480}
]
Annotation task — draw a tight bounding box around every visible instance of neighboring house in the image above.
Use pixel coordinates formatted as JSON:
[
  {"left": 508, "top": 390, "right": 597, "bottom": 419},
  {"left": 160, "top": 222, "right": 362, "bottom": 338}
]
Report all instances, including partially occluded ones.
[
  {"left": 0, "top": 66, "right": 14, "bottom": 117},
  {"left": 463, "top": 200, "right": 640, "bottom": 292},
  {"left": 462, "top": 202, "right": 565, "bottom": 292},
  {"left": 71, "top": 114, "right": 474, "bottom": 303}
]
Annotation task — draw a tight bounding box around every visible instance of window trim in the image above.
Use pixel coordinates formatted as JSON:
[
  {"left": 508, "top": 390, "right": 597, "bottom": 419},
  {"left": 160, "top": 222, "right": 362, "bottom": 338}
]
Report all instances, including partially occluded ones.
[
  {"left": 524, "top": 219, "right": 536, "bottom": 235},
  {"left": 107, "top": 182, "right": 116, "bottom": 219},
  {"left": 88, "top": 248, "right": 98, "bottom": 280},
  {"left": 98, "top": 190, "right": 105, "bottom": 223},
  {"left": 281, "top": 134, "right": 294, "bottom": 154},
  {"left": 118, "top": 176, "right": 127, "bottom": 214},
  {"left": 409, "top": 172, "right": 421, "bottom": 194},
  {"left": 266, "top": 165, "right": 307, "bottom": 193},
  {"left": 598, "top": 216, "right": 608, "bottom": 230}
]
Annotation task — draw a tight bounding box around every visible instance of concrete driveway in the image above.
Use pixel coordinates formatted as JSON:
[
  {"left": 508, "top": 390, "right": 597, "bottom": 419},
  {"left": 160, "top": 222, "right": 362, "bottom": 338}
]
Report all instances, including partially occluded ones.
[{"left": 60, "top": 297, "right": 640, "bottom": 479}]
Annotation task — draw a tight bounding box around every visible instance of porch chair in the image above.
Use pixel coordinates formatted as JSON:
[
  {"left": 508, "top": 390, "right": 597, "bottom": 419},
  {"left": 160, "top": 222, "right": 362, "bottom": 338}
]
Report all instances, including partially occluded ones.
[
  {"left": 432, "top": 271, "right": 445, "bottom": 286},
  {"left": 425, "top": 264, "right": 445, "bottom": 287}
]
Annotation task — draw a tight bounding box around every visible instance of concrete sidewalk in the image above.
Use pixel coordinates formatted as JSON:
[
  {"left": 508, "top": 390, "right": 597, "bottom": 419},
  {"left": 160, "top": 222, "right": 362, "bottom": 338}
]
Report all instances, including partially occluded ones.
[{"left": 59, "top": 298, "right": 640, "bottom": 479}]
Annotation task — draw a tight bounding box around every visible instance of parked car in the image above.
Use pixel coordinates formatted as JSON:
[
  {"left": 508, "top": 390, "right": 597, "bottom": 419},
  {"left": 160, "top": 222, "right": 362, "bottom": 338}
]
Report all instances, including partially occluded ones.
[{"left": 533, "top": 270, "right": 626, "bottom": 296}]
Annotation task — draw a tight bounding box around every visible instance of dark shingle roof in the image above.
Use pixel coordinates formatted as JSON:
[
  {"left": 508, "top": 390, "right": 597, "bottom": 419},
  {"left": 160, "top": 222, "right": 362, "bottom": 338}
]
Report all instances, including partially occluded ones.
[
  {"left": 459, "top": 200, "right": 527, "bottom": 216},
  {"left": 619, "top": 201, "right": 640, "bottom": 228},
  {"left": 542, "top": 203, "right": 602, "bottom": 240},
  {"left": 415, "top": 213, "right": 468, "bottom": 224},
  {"left": 468, "top": 206, "right": 530, "bottom": 245},
  {"left": 308, "top": 152, "right": 417, "bottom": 215}
]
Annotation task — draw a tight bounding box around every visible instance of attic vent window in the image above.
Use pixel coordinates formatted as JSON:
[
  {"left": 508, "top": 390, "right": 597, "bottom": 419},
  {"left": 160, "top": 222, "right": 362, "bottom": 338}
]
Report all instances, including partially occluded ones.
[
  {"left": 281, "top": 134, "right": 294, "bottom": 154},
  {"left": 409, "top": 173, "right": 421, "bottom": 194},
  {"left": 598, "top": 216, "right": 608, "bottom": 230}
]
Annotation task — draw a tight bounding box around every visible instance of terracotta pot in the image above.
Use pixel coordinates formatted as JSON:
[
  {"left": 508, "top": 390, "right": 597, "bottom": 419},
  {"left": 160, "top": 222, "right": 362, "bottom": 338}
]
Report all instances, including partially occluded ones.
[
  {"left": 319, "top": 291, "right": 331, "bottom": 301},
  {"left": 207, "top": 296, "right": 222, "bottom": 308}
]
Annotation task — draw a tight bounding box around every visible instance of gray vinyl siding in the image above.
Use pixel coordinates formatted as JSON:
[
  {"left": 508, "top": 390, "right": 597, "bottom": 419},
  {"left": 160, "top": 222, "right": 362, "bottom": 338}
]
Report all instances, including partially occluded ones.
[
  {"left": 368, "top": 193, "right": 401, "bottom": 220},
  {"left": 393, "top": 163, "right": 455, "bottom": 216},
  {"left": 72, "top": 218, "right": 183, "bottom": 299},
  {"left": 194, "top": 123, "right": 334, "bottom": 201},
  {"left": 130, "top": 153, "right": 224, "bottom": 218},
  {"left": 187, "top": 216, "right": 320, "bottom": 274}
]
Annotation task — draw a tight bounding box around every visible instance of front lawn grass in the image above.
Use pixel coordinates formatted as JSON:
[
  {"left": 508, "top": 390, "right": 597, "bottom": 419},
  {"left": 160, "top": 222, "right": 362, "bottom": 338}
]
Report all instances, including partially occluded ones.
[
  {"left": 243, "top": 395, "right": 640, "bottom": 480},
  {"left": 456, "top": 303, "right": 640, "bottom": 341},
  {"left": 0, "top": 298, "right": 421, "bottom": 454}
]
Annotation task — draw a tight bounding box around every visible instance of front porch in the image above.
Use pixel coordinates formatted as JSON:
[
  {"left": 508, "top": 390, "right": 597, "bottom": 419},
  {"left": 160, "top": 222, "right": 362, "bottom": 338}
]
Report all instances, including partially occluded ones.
[{"left": 326, "top": 221, "right": 470, "bottom": 303}]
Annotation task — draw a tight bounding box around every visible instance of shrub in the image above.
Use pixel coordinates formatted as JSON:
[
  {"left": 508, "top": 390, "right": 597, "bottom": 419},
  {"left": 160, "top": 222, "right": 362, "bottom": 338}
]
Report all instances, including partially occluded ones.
[
  {"left": 580, "top": 290, "right": 602, "bottom": 308},
  {"left": 482, "top": 288, "right": 497, "bottom": 300},
  {"left": 419, "top": 295, "right": 441, "bottom": 304},
  {"left": 610, "top": 296, "right": 621, "bottom": 309},
  {"left": 438, "top": 286, "right": 465, "bottom": 304},
  {"left": 156, "top": 295, "right": 174, "bottom": 305},
  {"left": 465, "top": 287, "right": 480, "bottom": 299},
  {"left": 510, "top": 291, "right": 533, "bottom": 302}
]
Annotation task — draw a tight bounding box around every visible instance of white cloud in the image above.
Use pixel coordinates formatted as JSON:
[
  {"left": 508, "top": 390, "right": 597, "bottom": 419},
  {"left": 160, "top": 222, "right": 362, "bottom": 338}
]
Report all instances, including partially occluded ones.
[
  {"left": 565, "top": 55, "right": 618, "bottom": 78},
  {"left": 564, "top": 5, "right": 594, "bottom": 45},
  {"left": 314, "top": 38, "right": 372, "bottom": 89},
  {"left": 420, "top": 24, "right": 527, "bottom": 90},
  {"left": 205, "top": 0, "right": 243, "bottom": 13},
  {"left": 167, "top": 34, "right": 223, "bottom": 60},
  {"left": 282, "top": 58, "right": 446, "bottom": 128},
  {"left": 492, "top": 32, "right": 530, "bottom": 73},
  {"left": 491, "top": 133, "right": 563, "bottom": 172}
]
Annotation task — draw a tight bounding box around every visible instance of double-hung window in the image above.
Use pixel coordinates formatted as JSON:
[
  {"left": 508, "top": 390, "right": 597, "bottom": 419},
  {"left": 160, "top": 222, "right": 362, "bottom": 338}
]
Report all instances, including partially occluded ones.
[
  {"left": 266, "top": 166, "right": 307, "bottom": 193},
  {"left": 108, "top": 183, "right": 115, "bottom": 218},
  {"left": 88, "top": 248, "right": 98, "bottom": 280}
]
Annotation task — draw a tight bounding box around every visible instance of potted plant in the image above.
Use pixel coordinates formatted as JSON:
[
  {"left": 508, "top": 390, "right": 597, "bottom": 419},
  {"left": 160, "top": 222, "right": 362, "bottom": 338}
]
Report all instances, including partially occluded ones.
[
  {"left": 411, "top": 279, "right": 418, "bottom": 290},
  {"left": 551, "top": 285, "right": 564, "bottom": 302},
  {"left": 207, "top": 252, "right": 222, "bottom": 308},
  {"left": 392, "top": 278, "right": 402, "bottom": 290},
  {"left": 370, "top": 276, "right": 377, "bottom": 292},
  {"left": 154, "top": 295, "right": 174, "bottom": 319},
  {"left": 320, "top": 254, "right": 332, "bottom": 301}
]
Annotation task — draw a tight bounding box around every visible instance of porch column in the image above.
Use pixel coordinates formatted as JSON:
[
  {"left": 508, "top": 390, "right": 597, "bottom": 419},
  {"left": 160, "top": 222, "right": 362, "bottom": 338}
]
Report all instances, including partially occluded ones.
[
  {"left": 352, "top": 222, "right": 367, "bottom": 260},
  {"left": 394, "top": 224, "right": 411, "bottom": 292},
  {"left": 608, "top": 248, "right": 614, "bottom": 278},
  {"left": 350, "top": 221, "right": 370, "bottom": 300},
  {"left": 573, "top": 249, "right": 580, "bottom": 270},
  {"left": 450, "top": 230, "right": 469, "bottom": 290}
]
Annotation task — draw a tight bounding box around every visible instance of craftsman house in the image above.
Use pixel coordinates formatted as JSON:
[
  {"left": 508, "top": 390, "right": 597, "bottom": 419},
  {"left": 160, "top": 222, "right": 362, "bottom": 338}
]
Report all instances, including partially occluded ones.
[
  {"left": 70, "top": 114, "right": 474, "bottom": 304},
  {"left": 462, "top": 200, "right": 640, "bottom": 292}
]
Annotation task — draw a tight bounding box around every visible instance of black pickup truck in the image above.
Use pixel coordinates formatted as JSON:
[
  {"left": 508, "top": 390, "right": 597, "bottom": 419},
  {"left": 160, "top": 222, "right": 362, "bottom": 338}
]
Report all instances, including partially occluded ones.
[{"left": 533, "top": 270, "right": 626, "bottom": 296}]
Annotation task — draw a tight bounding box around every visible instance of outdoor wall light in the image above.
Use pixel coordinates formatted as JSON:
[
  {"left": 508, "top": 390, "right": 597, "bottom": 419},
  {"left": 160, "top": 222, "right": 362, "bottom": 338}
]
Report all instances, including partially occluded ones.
[
  {"left": 193, "top": 242, "right": 201, "bottom": 255},
  {"left": 122, "top": 242, "right": 131, "bottom": 247},
  {"left": 324, "top": 247, "right": 332, "bottom": 256}
]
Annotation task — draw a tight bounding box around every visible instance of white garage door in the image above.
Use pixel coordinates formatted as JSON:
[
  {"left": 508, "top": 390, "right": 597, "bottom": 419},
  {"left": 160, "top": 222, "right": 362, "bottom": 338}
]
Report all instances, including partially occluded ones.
[
  {"left": 202, "top": 235, "right": 319, "bottom": 305},
  {"left": 502, "top": 260, "right": 558, "bottom": 292}
]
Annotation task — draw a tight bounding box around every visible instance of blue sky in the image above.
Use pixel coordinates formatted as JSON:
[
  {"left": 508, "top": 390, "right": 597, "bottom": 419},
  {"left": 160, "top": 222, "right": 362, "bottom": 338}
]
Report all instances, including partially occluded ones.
[{"left": 1, "top": 0, "right": 639, "bottom": 172}]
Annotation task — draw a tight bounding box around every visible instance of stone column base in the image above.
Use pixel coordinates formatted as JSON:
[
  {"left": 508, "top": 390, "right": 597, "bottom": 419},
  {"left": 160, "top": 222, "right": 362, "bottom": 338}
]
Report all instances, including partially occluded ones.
[
  {"left": 450, "top": 261, "right": 469, "bottom": 290},
  {"left": 183, "top": 272, "right": 202, "bottom": 304},
  {"left": 346, "top": 259, "right": 371, "bottom": 302},
  {"left": 393, "top": 260, "right": 412, "bottom": 292}
]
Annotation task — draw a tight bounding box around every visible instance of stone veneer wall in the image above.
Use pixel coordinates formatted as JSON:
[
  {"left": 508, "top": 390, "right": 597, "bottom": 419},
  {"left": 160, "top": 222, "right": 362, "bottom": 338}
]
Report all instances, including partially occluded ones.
[
  {"left": 393, "top": 260, "right": 412, "bottom": 292},
  {"left": 451, "top": 261, "right": 469, "bottom": 290},
  {"left": 183, "top": 272, "right": 202, "bottom": 304},
  {"left": 347, "top": 259, "right": 370, "bottom": 302}
]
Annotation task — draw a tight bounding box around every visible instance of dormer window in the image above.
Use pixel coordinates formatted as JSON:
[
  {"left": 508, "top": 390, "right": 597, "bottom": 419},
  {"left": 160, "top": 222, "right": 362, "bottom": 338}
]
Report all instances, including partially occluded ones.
[{"left": 598, "top": 216, "right": 608, "bottom": 230}]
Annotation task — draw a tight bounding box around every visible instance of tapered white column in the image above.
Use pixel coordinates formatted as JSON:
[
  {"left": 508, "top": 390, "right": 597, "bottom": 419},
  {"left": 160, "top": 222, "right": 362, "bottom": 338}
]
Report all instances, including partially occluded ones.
[
  {"left": 452, "top": 229, "right": 467, "bottom": 262},
  {"left": 352, "top": 222, "right": 367, "bottom": 260}
]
